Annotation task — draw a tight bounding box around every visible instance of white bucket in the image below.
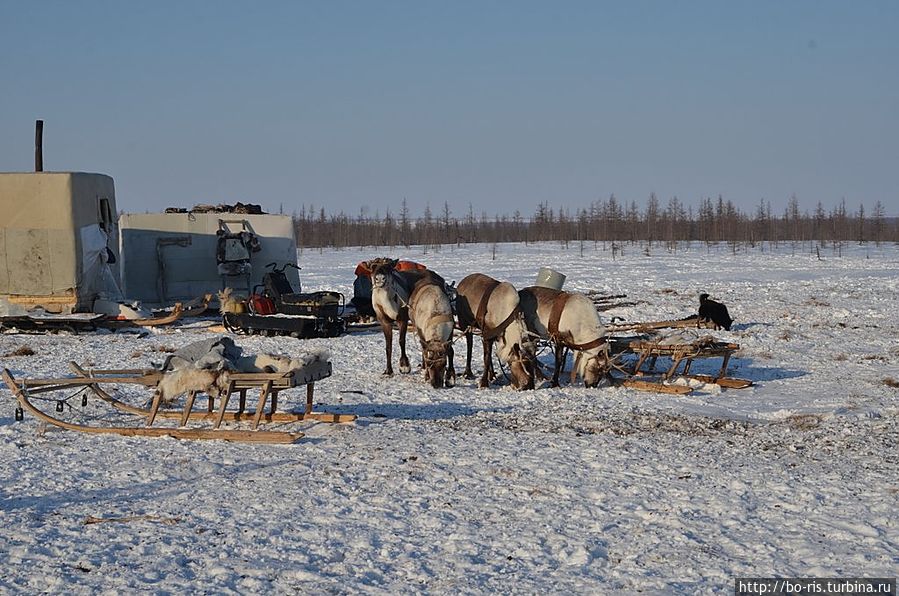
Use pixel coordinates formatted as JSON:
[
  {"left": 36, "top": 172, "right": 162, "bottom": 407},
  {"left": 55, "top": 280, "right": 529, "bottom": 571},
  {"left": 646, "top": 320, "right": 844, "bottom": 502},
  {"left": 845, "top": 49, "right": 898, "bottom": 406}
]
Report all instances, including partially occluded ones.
[{"left": 535, "top": 267, "right": 566, "bottom": 290}]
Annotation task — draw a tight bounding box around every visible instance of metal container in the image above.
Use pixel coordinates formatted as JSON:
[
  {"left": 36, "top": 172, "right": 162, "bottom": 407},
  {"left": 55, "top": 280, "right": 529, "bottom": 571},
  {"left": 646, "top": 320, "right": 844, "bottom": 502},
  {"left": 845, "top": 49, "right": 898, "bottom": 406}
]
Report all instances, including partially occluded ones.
[{"left": 535, "top": 267, "right": 566, "bottom": 290}]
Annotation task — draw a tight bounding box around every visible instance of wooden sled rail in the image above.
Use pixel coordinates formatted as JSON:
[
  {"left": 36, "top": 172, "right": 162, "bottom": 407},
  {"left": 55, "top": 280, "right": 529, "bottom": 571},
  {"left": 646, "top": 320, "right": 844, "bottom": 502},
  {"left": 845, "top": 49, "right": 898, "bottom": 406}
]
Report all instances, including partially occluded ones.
[{"left": 606, "top": 317, "right": 718, "bottom": 333}]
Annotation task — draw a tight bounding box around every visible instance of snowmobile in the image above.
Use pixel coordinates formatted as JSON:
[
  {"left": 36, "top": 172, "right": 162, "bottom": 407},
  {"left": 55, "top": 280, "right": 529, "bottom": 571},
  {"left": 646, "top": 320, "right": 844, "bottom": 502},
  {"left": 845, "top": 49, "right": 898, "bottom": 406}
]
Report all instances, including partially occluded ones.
[{"left": 222, "top": 263, "right": 346, "bottom": 338}]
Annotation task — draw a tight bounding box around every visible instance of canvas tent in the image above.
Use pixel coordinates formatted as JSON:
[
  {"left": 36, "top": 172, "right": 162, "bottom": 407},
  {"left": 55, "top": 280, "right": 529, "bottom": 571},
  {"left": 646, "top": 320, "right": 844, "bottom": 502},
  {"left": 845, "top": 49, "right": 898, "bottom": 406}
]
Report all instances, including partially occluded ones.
[
  {"left": 0, "top": 172, "right": 121, "bottom": 314},
  {"left": 119, "top": 212, "right": 299, "bottom": 306}
]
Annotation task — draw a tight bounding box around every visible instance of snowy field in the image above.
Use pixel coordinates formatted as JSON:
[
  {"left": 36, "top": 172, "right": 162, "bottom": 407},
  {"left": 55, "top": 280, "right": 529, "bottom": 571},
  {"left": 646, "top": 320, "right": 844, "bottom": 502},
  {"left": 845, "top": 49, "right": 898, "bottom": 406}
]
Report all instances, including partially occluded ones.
[{"left": 1, "top": 241, "right": 897, "bottom": 593}]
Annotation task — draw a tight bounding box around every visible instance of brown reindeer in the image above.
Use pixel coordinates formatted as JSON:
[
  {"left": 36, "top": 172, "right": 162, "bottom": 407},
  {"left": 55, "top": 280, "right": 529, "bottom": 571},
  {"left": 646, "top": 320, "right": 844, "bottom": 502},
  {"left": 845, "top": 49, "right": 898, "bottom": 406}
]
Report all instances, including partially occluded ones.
[
  {"left": 456, "top": 273, "right": 536, "bottom": 390},
  {"left": 409, "top": 277, "right": 456, "bottom": 388},
  {"left": 518, "top": 286, "right": 608, "bottom": 388},
  {"left": 367, "top": 258, "right": 444, "bottom": 376}
]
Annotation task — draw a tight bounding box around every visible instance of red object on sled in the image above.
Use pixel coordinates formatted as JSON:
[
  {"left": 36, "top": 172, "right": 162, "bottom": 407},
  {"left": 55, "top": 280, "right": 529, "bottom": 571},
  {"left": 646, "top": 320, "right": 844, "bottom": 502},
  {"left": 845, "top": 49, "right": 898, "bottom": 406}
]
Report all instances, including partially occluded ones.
[
  {"left": 354, "top": 260, "right": 427, "bottom": 277},
  {"left": 396, "top": 261, "right": 427, "bottom": 273},
  {"left": 248, "top": 294, "right": 276, "bottom": 315}
]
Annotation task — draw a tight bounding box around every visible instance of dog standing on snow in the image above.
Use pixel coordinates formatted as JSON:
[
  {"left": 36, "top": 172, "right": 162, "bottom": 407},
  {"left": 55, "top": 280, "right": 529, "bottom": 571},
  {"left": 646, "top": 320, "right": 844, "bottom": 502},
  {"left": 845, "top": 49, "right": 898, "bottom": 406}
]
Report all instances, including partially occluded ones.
[{"left": 699, "top": 293, "right": 733, "bottom": 331}]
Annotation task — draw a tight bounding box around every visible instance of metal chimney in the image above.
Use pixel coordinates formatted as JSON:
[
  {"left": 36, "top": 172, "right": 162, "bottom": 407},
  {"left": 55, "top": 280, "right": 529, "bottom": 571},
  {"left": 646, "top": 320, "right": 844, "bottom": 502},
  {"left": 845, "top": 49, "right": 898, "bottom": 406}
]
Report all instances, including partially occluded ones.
[{"left": 35, "top": 119, "right": 43, "bottom": 172}]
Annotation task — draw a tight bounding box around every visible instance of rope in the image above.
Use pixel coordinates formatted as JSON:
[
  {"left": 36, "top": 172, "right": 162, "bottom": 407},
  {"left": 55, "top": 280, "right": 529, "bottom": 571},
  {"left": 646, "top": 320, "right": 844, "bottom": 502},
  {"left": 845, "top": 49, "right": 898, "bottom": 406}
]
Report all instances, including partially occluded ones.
[
  {"left": 495, "top": 349, "right": 511, "bottom": 383},
  {"left": 26, "top": 387, "right": 88, "bottom": 412}
]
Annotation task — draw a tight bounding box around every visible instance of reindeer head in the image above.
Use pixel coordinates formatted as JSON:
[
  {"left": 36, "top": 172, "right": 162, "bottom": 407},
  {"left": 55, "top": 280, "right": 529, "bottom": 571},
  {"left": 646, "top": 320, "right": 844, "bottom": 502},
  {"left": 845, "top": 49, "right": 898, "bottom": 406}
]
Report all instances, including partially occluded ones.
[
  {"left": 369, "top": 258, "right": 399, "bottom": 290},
  {"left": 422, "top": 339, "right": 448, "bottom": 389},
  {"left": 499, "top": 317, "right": 537, "bottom": 390},
  {"left": 577, "top": 347, "right": 610, "bottom": 388},
  {"left": 505, "top": 343, "right": 535, "bottom": 390}
]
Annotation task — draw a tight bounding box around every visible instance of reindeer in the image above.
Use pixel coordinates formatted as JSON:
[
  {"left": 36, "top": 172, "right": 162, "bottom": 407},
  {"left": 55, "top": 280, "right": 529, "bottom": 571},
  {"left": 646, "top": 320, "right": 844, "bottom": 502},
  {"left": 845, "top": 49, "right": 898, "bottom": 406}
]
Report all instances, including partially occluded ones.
[
  {"left": 408, "top": 277, "right": 456, "bottom": 388},
  {"left": 367, "top": 258, "right": 444, "bottom": 376},
  {"left": 518, "top": 286, "right": 608, "bottom": 388},
  {"left": 455, "top": 273, "right": 536, "bottom": 390}
]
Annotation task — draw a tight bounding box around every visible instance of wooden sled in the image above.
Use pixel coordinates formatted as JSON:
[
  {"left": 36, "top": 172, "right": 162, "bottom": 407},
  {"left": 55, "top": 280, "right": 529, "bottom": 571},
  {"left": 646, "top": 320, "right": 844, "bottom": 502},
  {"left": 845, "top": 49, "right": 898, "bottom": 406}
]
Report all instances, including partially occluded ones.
[
  {"left": 99, "top": 303, "right": 185, "bottom": 330},
  {"left": 153, "top": 294, "right": 213, "bottom": 319},
  {"left": 3, "top": 358, "right": 355, "bottom": 444},
  {"left": 612, "top": 338, "right": 752, "bottom": 395}
]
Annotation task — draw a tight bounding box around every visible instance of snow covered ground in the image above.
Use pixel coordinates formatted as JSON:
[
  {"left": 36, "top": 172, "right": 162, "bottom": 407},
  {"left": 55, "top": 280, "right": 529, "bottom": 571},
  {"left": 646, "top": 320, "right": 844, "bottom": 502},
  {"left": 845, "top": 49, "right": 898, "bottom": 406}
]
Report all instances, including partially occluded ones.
[{"left": 1, "top": 241, "right": 897, "bottom": 593}]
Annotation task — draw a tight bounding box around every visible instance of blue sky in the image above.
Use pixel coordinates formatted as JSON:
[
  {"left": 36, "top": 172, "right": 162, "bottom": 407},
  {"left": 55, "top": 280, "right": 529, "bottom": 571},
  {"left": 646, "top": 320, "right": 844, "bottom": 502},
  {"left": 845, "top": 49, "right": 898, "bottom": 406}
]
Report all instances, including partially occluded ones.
[{"left": 1, "top": 1, "right": 897, "bottom": 216}]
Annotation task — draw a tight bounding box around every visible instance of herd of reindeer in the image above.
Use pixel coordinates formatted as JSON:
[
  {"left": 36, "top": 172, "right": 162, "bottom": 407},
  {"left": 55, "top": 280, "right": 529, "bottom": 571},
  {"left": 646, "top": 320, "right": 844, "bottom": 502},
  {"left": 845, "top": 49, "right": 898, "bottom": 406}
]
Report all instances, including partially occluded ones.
[{"left": 365, "top": 258, "right": 610, "bottom": 391}]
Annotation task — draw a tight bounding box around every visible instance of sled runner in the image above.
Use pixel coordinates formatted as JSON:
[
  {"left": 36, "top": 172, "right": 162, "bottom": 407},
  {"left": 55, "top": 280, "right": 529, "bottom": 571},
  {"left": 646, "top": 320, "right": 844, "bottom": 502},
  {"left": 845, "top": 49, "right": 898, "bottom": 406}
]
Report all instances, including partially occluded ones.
[
  {"left": 152, "top": 293, "right": 213, "bottom": 319},
  {"left": 98, "top": 303, "right": 186, "bottom": 329}
]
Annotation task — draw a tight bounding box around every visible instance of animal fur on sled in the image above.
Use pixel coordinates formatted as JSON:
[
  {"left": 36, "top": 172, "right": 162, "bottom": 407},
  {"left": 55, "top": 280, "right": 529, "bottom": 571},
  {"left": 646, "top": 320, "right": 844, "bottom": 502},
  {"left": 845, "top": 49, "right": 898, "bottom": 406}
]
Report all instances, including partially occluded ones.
[
  {"left": 153, "top": 338, "right": 329, "bottom": 405},
  {"left": 154, "top": 367, "right": 234, "bottom": 405}
]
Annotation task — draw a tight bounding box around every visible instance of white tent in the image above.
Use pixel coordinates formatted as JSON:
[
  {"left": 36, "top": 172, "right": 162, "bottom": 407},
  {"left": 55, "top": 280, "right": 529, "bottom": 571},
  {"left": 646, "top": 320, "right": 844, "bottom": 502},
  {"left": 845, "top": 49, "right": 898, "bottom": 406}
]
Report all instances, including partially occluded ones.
[{"left": 0, "top": 172, "right": 120, "bottom": 314}]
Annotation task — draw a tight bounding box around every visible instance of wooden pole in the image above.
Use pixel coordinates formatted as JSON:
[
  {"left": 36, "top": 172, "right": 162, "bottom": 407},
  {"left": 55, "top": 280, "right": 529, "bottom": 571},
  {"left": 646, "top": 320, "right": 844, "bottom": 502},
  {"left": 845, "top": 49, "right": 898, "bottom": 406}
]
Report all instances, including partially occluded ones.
[{"left": 35, "top": 119, "right": 44, "bottom": 172}]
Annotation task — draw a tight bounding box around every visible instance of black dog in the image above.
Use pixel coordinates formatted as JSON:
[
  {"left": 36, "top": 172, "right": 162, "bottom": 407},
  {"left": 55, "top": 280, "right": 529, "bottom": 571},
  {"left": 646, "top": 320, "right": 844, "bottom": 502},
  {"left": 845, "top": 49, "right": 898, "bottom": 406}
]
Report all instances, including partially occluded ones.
[{"left": 699, "top": 293, "right": 733, "bottom": 331}]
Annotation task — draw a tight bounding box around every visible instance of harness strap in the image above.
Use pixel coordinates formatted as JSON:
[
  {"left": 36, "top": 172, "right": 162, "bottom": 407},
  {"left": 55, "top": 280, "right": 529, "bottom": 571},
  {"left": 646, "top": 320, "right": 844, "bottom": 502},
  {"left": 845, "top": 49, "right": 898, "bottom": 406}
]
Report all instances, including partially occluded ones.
[
  {"left": 410, "top": 281, "right": 455, "bottom": 339},
  {"left": 549, "top": 292, "right": 606, "bottom": 351},
  {"left": 475, "top": 279, "right": 500, "bottom": 329},
  {"left": 475, "top": 280, "right": 521, "bottom": 341},
  {"left": 482, "top": 305, "right": 521, "bottom": 341},
  {"left": 548, "top": 291, "right": 571, "bottom": 339},
  {"left": 565, "top": 336, "right": 607, "bottom": 351}
]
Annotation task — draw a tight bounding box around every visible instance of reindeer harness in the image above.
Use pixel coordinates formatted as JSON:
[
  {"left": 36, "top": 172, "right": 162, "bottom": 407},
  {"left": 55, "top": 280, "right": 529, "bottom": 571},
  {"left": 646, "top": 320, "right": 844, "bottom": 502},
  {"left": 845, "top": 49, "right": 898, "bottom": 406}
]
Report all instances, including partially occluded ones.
[
  {"left": 474, "top": 280, "right": 522, "bottom": 340},
  {"left": 547, "top": 291, "right": 606, "bottom": 351}
]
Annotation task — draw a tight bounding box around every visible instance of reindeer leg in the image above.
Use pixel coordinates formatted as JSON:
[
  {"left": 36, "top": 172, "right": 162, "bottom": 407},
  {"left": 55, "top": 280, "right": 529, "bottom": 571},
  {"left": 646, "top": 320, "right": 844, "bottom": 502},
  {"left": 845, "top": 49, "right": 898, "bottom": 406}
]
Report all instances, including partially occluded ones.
[
  {"left": 463, "top": 330, "right": 476, "bottom": 380},
  {"left": 381, "top": 319, "right": 394, "bottom": 376},
  {"left": 398, "top": 316, "right": 411, "bottom": 374},
  {"left": 533, "top": 356, "right": 548, "bottom": 381},
  {"left": 445, "top": 343, "right": 456, "bottom": 388},
  {"left": 552, "top": 342, "right": 564, "bottom": 387},
  {"left": 420, "top": 339, "right": 429, "bottom": 381},
  {"left": 479, "top": 337, "right": 493, "bottom": 388},
  {"left": 570, "top": 352, "right": 582, "bottom": 385}
]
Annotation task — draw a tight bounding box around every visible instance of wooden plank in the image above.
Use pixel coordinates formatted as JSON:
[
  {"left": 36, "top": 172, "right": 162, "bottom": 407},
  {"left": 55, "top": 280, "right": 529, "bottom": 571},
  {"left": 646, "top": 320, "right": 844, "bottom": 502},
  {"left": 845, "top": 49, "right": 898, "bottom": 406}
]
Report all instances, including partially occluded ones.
[
  {"left": 213, "top": 384, "right": 233, "bottom": 430},
  {"left": 180, "top": 391, "right": 198, "bottom": 427},
  {"left": 305, "top": 383, "right": 314, "bottom": 415},
  {"left": 621, "top": 379, "right": 693, "bottom": 395},
  {"left": 70, "top": 366, "right": 159, "bottom": 376},
  {"left": 607, "top": 318, "right": 717, "bottom": 332},
  {"left": 7, "top": 294, "right": 76, "bottom": 307},
  {"left": 252, "top": 381, "right": 273, "bottom": 430},
  {"left": 150, "top": 410, "right": 357, "bottom": 423},
  {"left": 146, "top": 390, "right": 163, "bottom": 426},
  {"left": 685, "top": 374, "right": 753, "bottom": 389}
]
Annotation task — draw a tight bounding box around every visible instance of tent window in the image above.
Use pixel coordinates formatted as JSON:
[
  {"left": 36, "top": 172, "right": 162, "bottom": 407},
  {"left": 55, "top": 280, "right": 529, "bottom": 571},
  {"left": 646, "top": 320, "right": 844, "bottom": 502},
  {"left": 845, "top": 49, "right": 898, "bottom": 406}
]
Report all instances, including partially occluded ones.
[{"left": 98, "top": 198, "right": 113, "bottom": 231}]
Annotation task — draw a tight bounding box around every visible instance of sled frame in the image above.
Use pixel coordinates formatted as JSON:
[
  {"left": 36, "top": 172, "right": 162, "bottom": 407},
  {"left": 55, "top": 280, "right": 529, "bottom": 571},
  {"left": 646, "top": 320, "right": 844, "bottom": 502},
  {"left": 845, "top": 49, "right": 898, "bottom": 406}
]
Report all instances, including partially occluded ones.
[{"left": 3, "top": 359, "right": 355, "bottom": 443}]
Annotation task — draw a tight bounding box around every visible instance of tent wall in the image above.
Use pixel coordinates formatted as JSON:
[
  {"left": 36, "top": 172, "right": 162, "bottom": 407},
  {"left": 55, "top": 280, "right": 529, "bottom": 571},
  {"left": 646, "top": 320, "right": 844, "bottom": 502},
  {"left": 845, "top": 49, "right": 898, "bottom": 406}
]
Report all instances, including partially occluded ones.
[
  {"left": 0, "top": 172, "right": 118, "bottom": 312},
  {"left": 119, "top": 213, "right": 299, "bottom": 306}
]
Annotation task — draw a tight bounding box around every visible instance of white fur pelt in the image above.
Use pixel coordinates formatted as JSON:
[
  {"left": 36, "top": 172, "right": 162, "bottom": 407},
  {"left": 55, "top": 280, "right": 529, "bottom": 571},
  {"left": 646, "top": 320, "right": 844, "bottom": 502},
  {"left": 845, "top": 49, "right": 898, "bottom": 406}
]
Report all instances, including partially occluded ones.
[
  {"left": 153, "top": 337, "right": 330, "bottom": 404},
  {"left": 154, "top": 367, "right": 234, "bottom": 405}
]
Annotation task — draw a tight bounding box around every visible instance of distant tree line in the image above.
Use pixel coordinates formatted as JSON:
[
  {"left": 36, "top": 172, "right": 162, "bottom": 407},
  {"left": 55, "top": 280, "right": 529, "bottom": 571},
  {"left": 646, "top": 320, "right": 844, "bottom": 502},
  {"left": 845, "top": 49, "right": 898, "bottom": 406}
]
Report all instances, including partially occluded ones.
[{"left": 292, "top": 195, "right": 898, "bottom": 251}]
